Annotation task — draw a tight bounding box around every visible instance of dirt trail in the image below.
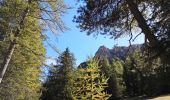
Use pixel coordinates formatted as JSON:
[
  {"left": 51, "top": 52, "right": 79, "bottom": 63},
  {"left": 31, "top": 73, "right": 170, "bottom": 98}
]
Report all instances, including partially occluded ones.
[
  {"left": 148, "top": 94, "right": 170, "bottom": 100},
  {"left": 123, "top": 94, "right": 170, "bottom": 100}
]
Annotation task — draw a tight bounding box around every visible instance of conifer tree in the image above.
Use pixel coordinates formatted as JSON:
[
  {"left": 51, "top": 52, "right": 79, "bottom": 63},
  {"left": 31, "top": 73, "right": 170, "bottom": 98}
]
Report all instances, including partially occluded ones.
[
  {"left": 99, "top": 58, "right": 119, "bottom": 100},
  {"left": 41, "top": 48, "right": 75, "bottom": 100},
  {"left": 111, "top": 59, "right": 125, "bottom": 94},
  {"left": 57, "top": 48, "right": 75, "bottom": 100},
  {"left": 41, "top": 65, "right": 61, "bottom": 100},
  {"left": 73, "top": 58, "right": 111, "bottom": 100},
  {"left": 0, "top": 0, "right": 66, "bottom": 99},
  {"left": 0, "top": 15, "right": 46, "bottom": 99},
  {"left": 0, "top": 0, "right": 67, "bottom": 83},
  {"left": 74, "top": 0, "right": 170, "bottom": 64},
  {"left": 99, "top": 58, "right": 125, "bottom": 99}
]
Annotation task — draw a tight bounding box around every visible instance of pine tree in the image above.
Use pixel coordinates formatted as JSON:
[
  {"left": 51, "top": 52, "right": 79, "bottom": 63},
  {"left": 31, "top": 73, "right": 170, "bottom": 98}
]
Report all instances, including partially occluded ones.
[
  {"left": 111, "top": 59, "right": 125, "bottom": 98},
  {"left": 0, "top": 15, "right": 46, "bottom": 99},
  {"left": 0, "top": 0, "right": 66, "bottom": 99},
  {"left": 99, "top": 58, "right": 119, "bottom": 99},
  {"left": 74, "top": 0, "right": 170, "bottom": 64},
  {"left": 0, "top": 0, "right": 67, "bottom": 83},
  {"left": 57, "top": 48, "right": 75, "bottom": 100},
  {"left": 41, "top": 65, "right": 61, "bottom": 100},
  {"left": 123, "top": 51, "right": 146, "bottom": 96},
  {"left": 73, "top": 58, "right": 111, "bottom": 100},
  {"left": 41, "top": 48, "right": 75, "bottom": 100}
]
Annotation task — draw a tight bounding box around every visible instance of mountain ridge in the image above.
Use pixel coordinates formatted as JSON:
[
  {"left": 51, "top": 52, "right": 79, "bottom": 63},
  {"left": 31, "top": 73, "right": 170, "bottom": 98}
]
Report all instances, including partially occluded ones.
[
  {"left": 95, "top": 44, "right": 142, "bottom": 61},
  {"left": 78, "top": 44, "right": 142, "bottom": 68}
]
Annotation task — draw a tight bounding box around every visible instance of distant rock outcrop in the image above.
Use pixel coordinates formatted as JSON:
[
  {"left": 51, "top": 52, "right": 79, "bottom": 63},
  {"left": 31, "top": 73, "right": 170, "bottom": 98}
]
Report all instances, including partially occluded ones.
[
  {"left": 95, "top": 44, "right": 142, "bottom": 61},
  {"left": 94, "top": 45, "right": 112, "bottom": 61},
  {"left": 78, "top": 44, "right": 142, "bottom": 68}
]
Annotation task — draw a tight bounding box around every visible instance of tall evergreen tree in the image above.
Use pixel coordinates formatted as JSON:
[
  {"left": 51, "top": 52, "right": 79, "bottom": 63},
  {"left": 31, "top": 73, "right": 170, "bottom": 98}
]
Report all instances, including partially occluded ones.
[
  {"left": 99, "top": 58, "right": 121, "bottom": 100},
  {"left": 41, "top": 65, "right": 61, "bottom": 100},
  {"left": 0, "top": 0, "right": 66, "bottom": 99},
  {"left": 0, "top": 15, "right": 46, "bottom": 99},
  {"left": 41, "top": 48, "right": 75, "bottom": 100},
  {"left": 111, "top": 59, "right": 125, "bottom": 98},
  {"left": 0, "top": 0, "right": 67, "bottom": 83},
  {"left": 57, "top": 48, "right": 75, "bottom": 100}
]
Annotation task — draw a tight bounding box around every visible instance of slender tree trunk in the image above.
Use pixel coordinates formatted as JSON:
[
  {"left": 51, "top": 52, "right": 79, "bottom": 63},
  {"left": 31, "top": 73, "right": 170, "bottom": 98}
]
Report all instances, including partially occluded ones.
[
  {"left": 126, "top": 0, "right": 159, "bottom": 47},
  {"left": 0, "top": 42, "right": 16, "bottom": 83},
  {"left": 0, "top": 0, "right": 31, "bottom": 83}
]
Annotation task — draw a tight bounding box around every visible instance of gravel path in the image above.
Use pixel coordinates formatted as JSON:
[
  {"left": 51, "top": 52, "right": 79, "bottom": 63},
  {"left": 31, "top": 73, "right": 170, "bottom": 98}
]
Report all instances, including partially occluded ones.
[
  {"left": 122, "top": 94, "right": 170, "bottom": 100},
  {"left": 148, "top": 94, "right": 170, "bottom": 100}
]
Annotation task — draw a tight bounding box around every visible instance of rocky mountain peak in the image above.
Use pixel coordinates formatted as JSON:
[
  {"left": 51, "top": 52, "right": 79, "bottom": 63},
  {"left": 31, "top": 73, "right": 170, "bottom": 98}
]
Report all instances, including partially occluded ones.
[
  {"left": 95, "top": 45, "right": 112, "bottom": 61},
  {"left": 78, "top": 44, "right": 142, "bottom": 68},
  {"left": 95, "top": 44, "right": 142, "bottom": 61}
]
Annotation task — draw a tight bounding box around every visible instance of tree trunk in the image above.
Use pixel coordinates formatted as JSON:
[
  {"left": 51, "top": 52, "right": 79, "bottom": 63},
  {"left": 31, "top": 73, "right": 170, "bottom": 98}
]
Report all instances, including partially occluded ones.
[
  {"left": 126, "top": 0, "right": 159, "bottom": 47},
  {"left": 0, "top": 42, "right": 16, "bottom": 83},
  {"left": 0, "top": 0, "right": 31, "bottom": 83},
  {"left": 126, "top": 0, "right": 170, "bottom": 65}
]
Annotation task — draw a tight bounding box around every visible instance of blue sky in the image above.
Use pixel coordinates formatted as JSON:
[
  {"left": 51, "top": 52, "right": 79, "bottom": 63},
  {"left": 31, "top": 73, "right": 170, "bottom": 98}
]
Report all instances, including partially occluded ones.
[{"left": 45, "top": 0, "right": 144, "bottom": 66}]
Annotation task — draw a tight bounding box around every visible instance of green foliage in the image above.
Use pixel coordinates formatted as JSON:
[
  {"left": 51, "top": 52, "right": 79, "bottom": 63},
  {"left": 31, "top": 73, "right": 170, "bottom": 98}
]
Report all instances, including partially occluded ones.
[
  {"left": 73, "top": 58, "right": 111, "bottom": 100},
  {"left": 0, "top": 17, "right": 45, "bottom": 99},
  {"left": 41, "top": 48, "right": 75, "bottom": 100},
  {"left": 111, "top": 59, "right": 125, "bottom": 97},
  {"left": 98, "top": 50, "right": 170, "bottom": 98},
  {"left": 0, "top": 0, "right": 66, "bottom": 99},
  {"left": 74, "top": 0, "right": 170, "bottom": 65},
  {"left": 123, "top": 52, "right": 145, "bottom": 96},
  {"left": 123, "top": 50, "right": 170, "bottom": 96},
  {"left": 99, "top": 57, "right": 126, "bottom": 99}
]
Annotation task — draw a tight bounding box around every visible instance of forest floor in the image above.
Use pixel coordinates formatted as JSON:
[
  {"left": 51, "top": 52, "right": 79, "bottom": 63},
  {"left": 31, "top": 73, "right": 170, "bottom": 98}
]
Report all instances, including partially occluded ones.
[{"left": 123, "top": 94, "right": 170, "bottom": 100}]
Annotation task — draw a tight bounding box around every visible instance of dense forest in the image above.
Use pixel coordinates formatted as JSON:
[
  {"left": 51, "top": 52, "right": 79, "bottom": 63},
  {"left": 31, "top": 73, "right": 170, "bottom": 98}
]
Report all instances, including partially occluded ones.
[{"left": 0, "top": 0, "right": 170, "bottom": 100}]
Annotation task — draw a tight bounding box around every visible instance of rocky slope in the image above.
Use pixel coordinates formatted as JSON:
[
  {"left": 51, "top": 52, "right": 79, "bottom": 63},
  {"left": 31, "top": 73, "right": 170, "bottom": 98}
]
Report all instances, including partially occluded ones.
[
  {"left": 79, "top": 44, "right": 142, "bottom": 68},
  {"left": 95, "top": 44, "right": 142, "bottom": 61}
]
